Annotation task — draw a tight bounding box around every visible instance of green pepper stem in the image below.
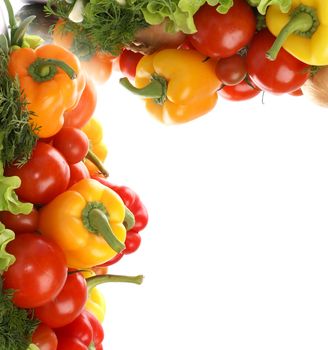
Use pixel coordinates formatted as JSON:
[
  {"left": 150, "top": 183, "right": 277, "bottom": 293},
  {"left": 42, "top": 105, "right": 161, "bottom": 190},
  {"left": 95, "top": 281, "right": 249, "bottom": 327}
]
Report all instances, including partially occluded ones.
[
  {"left": 86, "top": 273, "right": 144, "bottom": 293},
  {"left": 266, "top": 6, "right": 319, "bottom": 61},
  {"left": 88, "top": 208, "right": 125, "bottom": 253},
  {"left": 28, "top": 58, "right": 77, "bottom": 82},
  {"left": 124, "top": 206, "right": 135, "bottom": 231},
  {"left": 85, "top": 149, "right": 109, "bottom": 177},
  {"left": 120, "top": 76, "right": 167, "bottom": 104}
]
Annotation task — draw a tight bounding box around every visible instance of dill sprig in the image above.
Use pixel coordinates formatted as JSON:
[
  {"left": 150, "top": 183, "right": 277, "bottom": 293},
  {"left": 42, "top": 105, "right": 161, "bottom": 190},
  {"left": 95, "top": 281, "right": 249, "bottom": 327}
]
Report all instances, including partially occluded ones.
[
  {"left": 0, "top": 49, "right": 39, "bottom": 167},
  {"left": 0, "top": 280, "right": 40, "bottom": 350},
  {"left": 45, "top": 0, "right": 148, "bottom": 56}
]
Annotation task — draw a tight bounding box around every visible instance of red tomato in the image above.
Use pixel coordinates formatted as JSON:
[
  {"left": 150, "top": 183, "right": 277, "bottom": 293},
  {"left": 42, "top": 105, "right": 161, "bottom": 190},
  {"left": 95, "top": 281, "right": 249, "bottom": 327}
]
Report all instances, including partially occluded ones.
[
  {"left": 4, "top": 142, "right": 70, "bottom": 205},
  {"left": 35, "top": 272, "right": 88, "bottom": 328},
  {"left": 218, "top": 79, "right": 261, "bottom": 101},
  {"left": 64, "top": 78, "right": 97, "bottom": 129},
  {"left": 32, "top": 323, "right": 58, "bottom": 350},
  {"left": 0, "top": 207, "right": 39, "bottom": 233},
  {"left": 246, "top": 29, "right": 310, "bottom": 94},
  {"left": 68, "top": 162, "right": 90, "bottom": 188},
  {"left": 3, "top": 233, "right": 67, "bottom": 308},
  {"left": 189, "top": 0, "right": 256, "bottom": 58},
  {"left": 124, "top": 230, "right": 141, "bottom": 254},
  {"left": 215, "top": 55, "right": 247, "bottom": 86},
  {"left": 53, "top": 127, "right": 89, "bottom": 164},
  {"left": 119, "top": 49, "right": 144, "bottom": 79}
]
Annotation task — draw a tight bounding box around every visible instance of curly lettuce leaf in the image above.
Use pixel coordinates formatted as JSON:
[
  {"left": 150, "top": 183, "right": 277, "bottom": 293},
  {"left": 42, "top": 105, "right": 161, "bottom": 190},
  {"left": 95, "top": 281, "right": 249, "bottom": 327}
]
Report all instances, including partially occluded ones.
[
  {"left": 247, "top": 0, "right": 291, "bottom": 15},
  {"left": 139, "top": 0, "right": 234, "bottom": 34},
  {"left": 0, "top": 223, "right": 15, "bottom": 272},
  {"left": 0, "top": 172, "right": 32, "bottom": 215}
]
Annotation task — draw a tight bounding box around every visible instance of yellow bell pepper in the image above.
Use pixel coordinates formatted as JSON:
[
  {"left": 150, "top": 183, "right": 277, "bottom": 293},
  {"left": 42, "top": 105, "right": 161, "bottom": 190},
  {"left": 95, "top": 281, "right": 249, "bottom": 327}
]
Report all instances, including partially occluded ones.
[
  {"left": 82, "top": 118, "right": 108, "bottom": 177},
  {"left": 266, "top": 0, "right": 328, "bottom": 65},
  {"left": 82, "top": 270, "right": 106, "bottom": 323},
  {"left": 38, "top": 178, "right": 126, "bottom": 268},
  {"left": 120, "top": 49, "right": 220, "bottom": 124}
]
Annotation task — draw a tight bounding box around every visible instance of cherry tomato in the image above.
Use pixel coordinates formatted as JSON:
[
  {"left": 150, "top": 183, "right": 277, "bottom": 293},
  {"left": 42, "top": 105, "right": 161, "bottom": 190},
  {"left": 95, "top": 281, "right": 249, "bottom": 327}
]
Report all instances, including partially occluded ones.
[
  {"left": 64, "top": 78, "right": 97, "bottom": 129},
  {"left": 32, "top": 323, "right": 58, "bottom": 350},
  {"left": 35, "top": 272, "right": 88, "bottom": 328},
  {"left": 189, "top": 0, "right": 256, "bottom": 58},
  {"left": 124, "top": 230, "right": 141, "bottom": 254},
  {"left": 218, "top": 78, "right": 261, "bottom": 101},
  {"left": 3, "top": 233, "right": 67, "bottom": 308},
  {"left": 53, "top": 127, "right": 89, "bottom": 164},
  {"left": 68, "top": 162, "right": 90, "bottom": 188},
  {"left": 4, "top": 142, "right": 70, "bottom": 205},
  {"left": 119, "top": 49, "right": 143, "bottom": 79},
  {"left": 215, "top": 55, "right": 247, "bottom": 86},
  {"left": 0, "top": 207, "right": 39, "bottom": 233},
  {"left": 246, "top": 29, "right": 310, "bottom": 94}
]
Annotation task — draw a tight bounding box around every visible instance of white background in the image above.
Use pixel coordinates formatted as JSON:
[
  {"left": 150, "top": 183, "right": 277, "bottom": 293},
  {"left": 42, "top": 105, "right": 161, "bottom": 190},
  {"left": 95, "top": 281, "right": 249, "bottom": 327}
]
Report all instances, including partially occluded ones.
[
  {"left": 8, "top": 2, "right": 328, "bottom": 349},
  {"left": 97, "top": 74, "right": 328, "bottom": 350}
]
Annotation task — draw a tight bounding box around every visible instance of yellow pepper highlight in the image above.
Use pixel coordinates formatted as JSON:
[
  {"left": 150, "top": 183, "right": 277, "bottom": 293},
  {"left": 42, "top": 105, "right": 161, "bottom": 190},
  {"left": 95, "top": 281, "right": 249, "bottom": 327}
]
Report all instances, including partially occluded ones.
[
  {"left": 82, "top": 118, "right": 108, "bottom": 176},
  {"left": 120, "top": 49, "right": 220, "bottom": 124},
  {"left": 266, "top": 0, "right": 328, "bottom": 65},
  {"left": 38, "top": 178, "right": 126, "bottom": 268},
  {"left": 86, "top": 287, "right": 106, "bottom": 323}
]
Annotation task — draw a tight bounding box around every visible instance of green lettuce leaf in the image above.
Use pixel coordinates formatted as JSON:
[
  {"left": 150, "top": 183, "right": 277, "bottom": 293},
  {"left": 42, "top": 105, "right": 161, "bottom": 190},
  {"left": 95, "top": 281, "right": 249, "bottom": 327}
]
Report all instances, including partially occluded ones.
[
  {"left": 247, "top": 0, "right": 291, "bottom": 15},
  {"left": 139, "top": 0, "right": 234, "bottom": 34},
  {"left": 0, "top": 223, "right": 15, "bottom": 272}
]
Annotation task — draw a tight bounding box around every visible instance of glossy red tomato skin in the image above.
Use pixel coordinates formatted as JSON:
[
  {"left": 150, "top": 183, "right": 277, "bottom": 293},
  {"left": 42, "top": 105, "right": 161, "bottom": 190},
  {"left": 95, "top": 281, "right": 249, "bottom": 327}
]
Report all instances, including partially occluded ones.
[
  {"left": 0, "top": 207, "right": 39, "bottom": 233},
  {"left": 68, "top": 161, "right": 90, "bottom": 188},
  {"left": 53, "top": 127, "right": 89, "bottom": 164},
  {"left": 4, "top": 142, "right": 70, "bottom": 205},
  {"left": 34, "top": 272, "right": 88, "bottom": 328},
  {"left": 3, "top": 233, "right": 67, "bottom": 308},
  {"left": 189, "top": 0, "right": 256, "bottom": 58},
  {"left": 246, "top": 29, "right": 310, "bottom": 94},
  {"left": 32, "top": 323, "right": 58, "bottom": 350},
  {"left": 218, "top": 79, "right": 261, "bottom": 101},
  {"left": 119, "top": 49, "right": 143, "bottom": 79},
  {"left": 215, "top": 55, "right": 247, "bottom": 86}
]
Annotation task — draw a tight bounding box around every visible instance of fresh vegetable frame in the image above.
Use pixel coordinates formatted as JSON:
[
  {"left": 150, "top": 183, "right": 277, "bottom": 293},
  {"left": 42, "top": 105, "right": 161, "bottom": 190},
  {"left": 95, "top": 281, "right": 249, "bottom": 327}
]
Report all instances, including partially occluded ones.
[{"left": 0, "top": 0, "right": 327, "bottom": 349}]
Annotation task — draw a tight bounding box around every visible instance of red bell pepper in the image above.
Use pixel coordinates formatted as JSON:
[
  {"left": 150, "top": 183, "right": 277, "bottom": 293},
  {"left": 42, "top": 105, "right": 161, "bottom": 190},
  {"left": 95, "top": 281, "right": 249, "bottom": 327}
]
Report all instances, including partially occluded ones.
[
  {"left": 92, "top": 176, "right": 149, "bottom": 265},
  {"left": 55, "top": 309, "right": 104, "bottom": 350},
  {"left": 93, "top": 176, "right": 148, "bottom": 232}
]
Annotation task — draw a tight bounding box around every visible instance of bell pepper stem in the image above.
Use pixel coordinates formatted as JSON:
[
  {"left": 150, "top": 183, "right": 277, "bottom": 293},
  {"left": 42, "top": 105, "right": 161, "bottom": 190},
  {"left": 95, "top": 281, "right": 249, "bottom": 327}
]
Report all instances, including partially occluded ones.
[
  {"left": 88, "top": 208, "right": 125, "bottom": 253},
  {"left": 266, "top": 5, "right": 319, "bottom": 61},
  {"left": 120, "top": 76, "right": 167, "bottom": 104},
  {"left": 124, "top": 206, "right": 135, "bottom": 231},
  {"left": 28, "top": 58, "right": 77, "bottom": 82},
  {"left": 85, "top": 149, "right": 109, "bottom": 177},
  {"left": 86, "top": 273, "right": 144, "bottom": 293}
]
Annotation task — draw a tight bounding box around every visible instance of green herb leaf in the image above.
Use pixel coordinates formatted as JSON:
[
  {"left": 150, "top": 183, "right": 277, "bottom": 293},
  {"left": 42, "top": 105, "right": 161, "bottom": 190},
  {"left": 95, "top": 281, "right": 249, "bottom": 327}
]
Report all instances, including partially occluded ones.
[
  {"left": 0, "top": 223, "right": 15, "bottom": 272},
  {"left": 0, "top": 281, "right": 40, "bottom": 350}
]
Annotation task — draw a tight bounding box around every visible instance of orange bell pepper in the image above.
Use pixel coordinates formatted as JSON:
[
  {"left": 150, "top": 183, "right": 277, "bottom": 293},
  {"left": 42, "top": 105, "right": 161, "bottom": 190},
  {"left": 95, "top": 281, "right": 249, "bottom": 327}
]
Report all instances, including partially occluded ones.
[
  {"left": 8, "top": 44, "right": 86, "bottom": 138},
  {"left": 38, "top": 178, "right": 127, "bottom": 268}
]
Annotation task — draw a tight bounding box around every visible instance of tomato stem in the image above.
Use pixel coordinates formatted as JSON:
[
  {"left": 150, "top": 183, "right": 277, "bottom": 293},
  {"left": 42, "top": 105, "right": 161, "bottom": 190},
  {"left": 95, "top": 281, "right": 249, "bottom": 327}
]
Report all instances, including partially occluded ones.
[
  {"left": 85, "top": 149, "right": 109, "bottom": 177},
  {"left": 266, "top": 5, "right": 319, "bottom": 61},
  {"left": 28, "top": 58, "right": 77, "bottom": 82},
  {"left": 120, "top": 75, "right": 167, "bottom": 104},
  {"left": 86, "top": 273, "right": 144, "bottom": 293},
  {"left": 82, "top": 202, "right": 125, "bottom": 253}
]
